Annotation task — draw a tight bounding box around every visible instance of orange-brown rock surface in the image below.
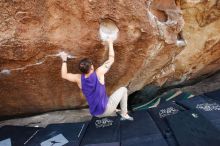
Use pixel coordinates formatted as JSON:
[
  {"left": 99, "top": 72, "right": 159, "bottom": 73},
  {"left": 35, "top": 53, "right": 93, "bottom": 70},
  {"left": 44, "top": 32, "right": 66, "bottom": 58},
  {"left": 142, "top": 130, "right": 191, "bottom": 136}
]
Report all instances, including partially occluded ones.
[{"left": 0, "top": 0, "right": 220, "bottom": 116}]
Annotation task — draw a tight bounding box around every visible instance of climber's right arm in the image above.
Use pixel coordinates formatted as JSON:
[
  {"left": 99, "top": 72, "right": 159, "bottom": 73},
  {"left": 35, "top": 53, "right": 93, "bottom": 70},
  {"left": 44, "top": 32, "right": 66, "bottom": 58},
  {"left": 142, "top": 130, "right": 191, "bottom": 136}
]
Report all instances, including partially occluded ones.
[{"left": 96, "top": 40, "right": 115, "bottom": 75}]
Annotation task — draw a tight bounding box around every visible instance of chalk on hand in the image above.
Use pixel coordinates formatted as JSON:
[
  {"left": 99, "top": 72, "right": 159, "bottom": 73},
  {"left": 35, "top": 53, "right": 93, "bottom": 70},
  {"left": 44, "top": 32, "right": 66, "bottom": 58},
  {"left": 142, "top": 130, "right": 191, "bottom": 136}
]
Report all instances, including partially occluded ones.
[{"left": 57, "top": 51, "right": 76, "bottom": 59}]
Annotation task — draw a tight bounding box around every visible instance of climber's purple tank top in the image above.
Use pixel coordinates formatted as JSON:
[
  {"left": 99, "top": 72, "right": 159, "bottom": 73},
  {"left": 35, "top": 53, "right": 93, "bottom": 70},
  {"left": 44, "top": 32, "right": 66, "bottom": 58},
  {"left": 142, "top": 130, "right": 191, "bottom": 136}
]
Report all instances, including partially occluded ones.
[{"left": 81, "top": 72, "right": 108, "bottom": 116}]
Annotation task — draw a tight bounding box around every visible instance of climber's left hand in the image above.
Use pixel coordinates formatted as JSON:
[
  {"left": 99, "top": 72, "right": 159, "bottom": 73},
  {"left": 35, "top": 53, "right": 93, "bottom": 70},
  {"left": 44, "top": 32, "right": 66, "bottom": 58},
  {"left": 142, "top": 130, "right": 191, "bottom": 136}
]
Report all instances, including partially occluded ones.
[{"left": 60, "top": 52, "right": 68, "bottom": 62}]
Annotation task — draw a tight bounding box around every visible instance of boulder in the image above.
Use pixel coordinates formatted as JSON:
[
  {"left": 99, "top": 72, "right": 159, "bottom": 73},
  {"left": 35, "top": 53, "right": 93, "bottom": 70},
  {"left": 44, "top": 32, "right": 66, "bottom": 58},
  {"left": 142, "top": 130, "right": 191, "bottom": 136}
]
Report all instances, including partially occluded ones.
[{"left": 0, "top": 0, "right": 219, "bottom": 116}]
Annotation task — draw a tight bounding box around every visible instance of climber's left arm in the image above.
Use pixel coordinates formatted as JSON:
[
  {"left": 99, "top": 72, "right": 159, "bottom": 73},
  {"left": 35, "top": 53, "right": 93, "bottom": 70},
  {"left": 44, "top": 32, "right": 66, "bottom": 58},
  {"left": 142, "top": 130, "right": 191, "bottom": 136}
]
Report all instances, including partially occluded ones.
[
  {"left": 60, "top": 52, "right": 80, "bottom": 83},
  {"left": 61, "top": 62, "right": 80, "bottom": 82}
]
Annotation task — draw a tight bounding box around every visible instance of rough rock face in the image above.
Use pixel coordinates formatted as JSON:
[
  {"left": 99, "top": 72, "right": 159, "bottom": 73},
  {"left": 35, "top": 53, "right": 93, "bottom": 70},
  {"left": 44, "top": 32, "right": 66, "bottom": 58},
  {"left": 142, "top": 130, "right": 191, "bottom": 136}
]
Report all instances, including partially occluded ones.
[{"left": 0, "top": 0, "right": 220, "bottom": 116}]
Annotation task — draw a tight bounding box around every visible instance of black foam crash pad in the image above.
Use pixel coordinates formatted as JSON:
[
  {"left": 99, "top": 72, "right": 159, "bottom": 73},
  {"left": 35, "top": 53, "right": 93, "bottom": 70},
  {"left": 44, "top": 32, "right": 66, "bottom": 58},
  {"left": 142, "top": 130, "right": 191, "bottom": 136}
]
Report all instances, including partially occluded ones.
[
  {"left": 176, "top": 96, "right": 220, "bottom": 129},
  {"left": 166, "top": 110, "right": 220, "bottom": 146},
  {"left": 80, "top": 116, "right": 120, "bottom": 146},
  {"left": 148, "top": 102, "right": 185, "bottom": 146},
  {"left": 0, "top": 125, "right": 41, "bottom": 146},
  {"left": 120, "top": 110, "right": 168, "bottom": 146},
  {"left": 26, "top": 122, "right": 88, "bottom": 146},
  {"left": 204, "top": 89, "right": 220, "bottom": 102}
]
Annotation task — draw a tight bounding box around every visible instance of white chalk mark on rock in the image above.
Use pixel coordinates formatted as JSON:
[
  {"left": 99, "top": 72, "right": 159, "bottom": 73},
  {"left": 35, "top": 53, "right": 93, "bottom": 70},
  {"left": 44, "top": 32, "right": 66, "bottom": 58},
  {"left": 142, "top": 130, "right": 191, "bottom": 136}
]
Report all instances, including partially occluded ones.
[
  {"left": 0, "top": 69, "right": 11, "bottom": 75},
  {"left": 176, "top": 39, "right": 187, "bottom": 47},
  {"left": 99, "top": 19, "right": 119, "bottom": 42},
  {"left": 0, "top": 52, "right": 77, "bottom": 75}
]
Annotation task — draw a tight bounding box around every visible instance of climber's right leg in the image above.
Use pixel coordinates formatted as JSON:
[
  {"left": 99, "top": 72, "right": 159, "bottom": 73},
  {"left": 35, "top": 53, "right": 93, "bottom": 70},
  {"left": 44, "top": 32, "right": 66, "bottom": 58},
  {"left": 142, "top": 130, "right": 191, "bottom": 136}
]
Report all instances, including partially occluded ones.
[{"left": 99, "top": 87, "right": 133, "bottom": 121}]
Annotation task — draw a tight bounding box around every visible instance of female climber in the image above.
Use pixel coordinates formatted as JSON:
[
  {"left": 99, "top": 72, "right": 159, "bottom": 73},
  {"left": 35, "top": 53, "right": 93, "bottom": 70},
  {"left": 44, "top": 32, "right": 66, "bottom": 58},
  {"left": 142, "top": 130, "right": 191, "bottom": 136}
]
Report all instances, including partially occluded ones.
[{"left": 60, "top": 39, "right": 133, "bottom": 121}]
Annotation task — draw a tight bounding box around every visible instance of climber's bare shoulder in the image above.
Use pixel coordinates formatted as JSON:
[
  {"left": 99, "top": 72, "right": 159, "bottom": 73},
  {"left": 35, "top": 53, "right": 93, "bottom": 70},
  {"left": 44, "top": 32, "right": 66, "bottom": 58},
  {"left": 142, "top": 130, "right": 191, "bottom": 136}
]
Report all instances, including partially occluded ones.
[
  {"left": 64, "top": 73, "right": 82, "bottom": 89},
  {"left": 63, "top": 73, "right": 81, "bottom": 84}
]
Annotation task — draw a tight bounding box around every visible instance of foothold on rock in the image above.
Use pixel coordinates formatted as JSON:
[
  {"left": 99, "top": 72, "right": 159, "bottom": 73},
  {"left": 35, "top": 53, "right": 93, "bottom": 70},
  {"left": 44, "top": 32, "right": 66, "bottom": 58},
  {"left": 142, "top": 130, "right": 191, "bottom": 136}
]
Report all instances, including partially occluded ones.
[{"left": 99, "top": 19, "right": 119, "bottom": 42}]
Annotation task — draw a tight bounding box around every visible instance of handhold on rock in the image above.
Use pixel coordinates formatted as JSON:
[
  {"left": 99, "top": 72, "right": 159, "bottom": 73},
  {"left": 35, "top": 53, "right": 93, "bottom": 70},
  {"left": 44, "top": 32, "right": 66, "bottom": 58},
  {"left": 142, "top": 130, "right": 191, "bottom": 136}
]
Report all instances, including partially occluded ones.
[
  {"left": 99, "top": 19, "right": 119, "bottom": 42},
  {"left": 57, "top": 51, "right": 76, "bottom": 59},
  {"left": 0, "top": 69, "right": 11, "bottom": 75},
  {"left": 176, "top": 39, "right": 187, "bottom": 48}
]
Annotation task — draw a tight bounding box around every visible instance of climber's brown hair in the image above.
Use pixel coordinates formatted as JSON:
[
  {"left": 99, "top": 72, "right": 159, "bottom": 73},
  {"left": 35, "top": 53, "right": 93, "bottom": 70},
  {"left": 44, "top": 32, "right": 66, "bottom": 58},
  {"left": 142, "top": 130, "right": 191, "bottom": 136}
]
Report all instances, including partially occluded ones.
[{"left": 79, "top": 58, "right": 93, "bottom": 74}]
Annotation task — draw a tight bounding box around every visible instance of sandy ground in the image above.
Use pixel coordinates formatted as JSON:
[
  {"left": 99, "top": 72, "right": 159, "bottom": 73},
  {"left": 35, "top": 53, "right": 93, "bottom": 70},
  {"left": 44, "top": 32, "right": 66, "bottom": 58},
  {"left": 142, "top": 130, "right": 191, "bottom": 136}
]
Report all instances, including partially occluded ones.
[{"left": 0, "top": 109, "right": 92, "bottom": 128}]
